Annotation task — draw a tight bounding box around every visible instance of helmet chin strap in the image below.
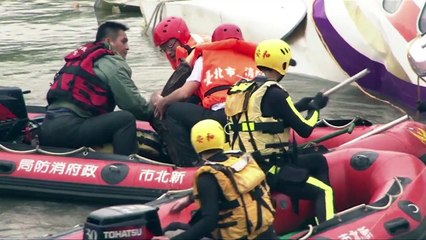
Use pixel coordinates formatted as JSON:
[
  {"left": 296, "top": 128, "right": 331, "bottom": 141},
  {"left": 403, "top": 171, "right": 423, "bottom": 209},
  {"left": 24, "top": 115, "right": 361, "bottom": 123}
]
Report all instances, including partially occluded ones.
[
  {"left": 277, "top": 75, "right": 285, "bottom": 82},
  {"left": 202, "top": 150, "right": 225, "bottom": 162}
]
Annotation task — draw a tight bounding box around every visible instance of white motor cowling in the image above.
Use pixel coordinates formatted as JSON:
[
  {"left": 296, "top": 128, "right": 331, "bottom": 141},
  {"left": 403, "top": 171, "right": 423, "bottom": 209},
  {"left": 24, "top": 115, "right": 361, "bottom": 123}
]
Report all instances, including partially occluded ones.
[{"left": 83, "top": 204, "right": 162, "bottom": 240}]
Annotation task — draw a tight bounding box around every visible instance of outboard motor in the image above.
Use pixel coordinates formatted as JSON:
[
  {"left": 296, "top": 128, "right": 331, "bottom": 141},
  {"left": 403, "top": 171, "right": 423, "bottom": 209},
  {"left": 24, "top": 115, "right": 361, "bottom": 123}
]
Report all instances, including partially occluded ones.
[
  {"left": 83, "top": 204, "right": 163, "bottom": 240},
  {"left": 0, "top": 86, "right": 28, "bottom": 141}
]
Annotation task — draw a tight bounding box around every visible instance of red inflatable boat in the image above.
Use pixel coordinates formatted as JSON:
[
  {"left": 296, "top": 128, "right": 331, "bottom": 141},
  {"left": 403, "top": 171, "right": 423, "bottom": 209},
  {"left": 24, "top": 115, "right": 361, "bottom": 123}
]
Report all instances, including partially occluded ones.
[
  {"left": 0, "top": 86, "right": 387, "bottom": 204},
  {"left": 41, "top": 119, "right": 426, "bottom": 240}
]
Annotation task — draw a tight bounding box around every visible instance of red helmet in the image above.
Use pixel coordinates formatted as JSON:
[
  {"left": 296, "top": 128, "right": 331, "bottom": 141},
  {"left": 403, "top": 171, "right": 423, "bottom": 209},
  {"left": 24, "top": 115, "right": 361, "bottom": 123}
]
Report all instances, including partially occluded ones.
[
  {"left": 153, "top": 16, "right": 191, "bottom": 47},
  {"left": 211, "top": 23, "right": 243, "bottom": 42}
]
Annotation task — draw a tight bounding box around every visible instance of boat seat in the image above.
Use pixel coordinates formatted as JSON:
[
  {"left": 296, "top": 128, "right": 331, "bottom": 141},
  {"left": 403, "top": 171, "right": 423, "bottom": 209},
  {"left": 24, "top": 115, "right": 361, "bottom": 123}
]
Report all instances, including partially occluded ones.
[{"left": 93, "top": 129, "right": 172, "bottom": 164}]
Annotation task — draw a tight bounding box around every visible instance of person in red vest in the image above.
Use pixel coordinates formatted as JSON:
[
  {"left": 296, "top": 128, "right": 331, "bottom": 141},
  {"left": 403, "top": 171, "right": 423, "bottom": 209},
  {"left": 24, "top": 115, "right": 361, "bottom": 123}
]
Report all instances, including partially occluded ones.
[
  {"left": 39, "top": 21, "right": 153, "bottom": 155},
  {"left": 153, "top": 16, "right": 210, "bottom": 70},
  {"left": 151, "top": 23, "right": 261, "bottom": 166}
]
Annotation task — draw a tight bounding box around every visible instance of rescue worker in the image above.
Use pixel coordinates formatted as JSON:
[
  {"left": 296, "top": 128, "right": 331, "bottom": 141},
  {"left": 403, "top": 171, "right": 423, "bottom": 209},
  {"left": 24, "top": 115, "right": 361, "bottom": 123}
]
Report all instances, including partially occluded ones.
[
  {"left": 225, "top": 39, "right": 335, "bottom": 224},
  {"left": 39, "top": 21, "right": 153, "bottom": 155},
  {"left": 152, "top": 23, "right": 261, "bottom": 166},
  {"left": 153, "top": 119, "right": 277, "bottom": 240}
]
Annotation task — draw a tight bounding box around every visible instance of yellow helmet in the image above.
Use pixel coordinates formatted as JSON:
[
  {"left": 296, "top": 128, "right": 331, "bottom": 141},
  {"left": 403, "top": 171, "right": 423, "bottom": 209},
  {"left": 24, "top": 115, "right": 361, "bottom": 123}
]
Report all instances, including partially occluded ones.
[
  {"left": 191, "top": 119, "right": 225, "bottom": 154},
  {"left": 255, "top": 39, "right": 294, "bottom": 75}
]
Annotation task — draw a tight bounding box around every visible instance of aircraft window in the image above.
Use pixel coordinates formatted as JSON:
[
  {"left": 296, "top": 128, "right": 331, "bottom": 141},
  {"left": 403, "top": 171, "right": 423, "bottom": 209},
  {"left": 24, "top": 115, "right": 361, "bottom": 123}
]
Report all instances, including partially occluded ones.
[{"left": 382, "top": 0, "right": 402, "bottom": 13}]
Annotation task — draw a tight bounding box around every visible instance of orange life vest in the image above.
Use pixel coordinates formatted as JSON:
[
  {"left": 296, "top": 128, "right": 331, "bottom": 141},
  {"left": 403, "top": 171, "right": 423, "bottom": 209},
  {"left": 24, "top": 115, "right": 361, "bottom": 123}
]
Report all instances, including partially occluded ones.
[
  {"left": 168, "top": 34, "right": 210, "bottom": 70},
  {"left": 193, "top": 39, "right": 260, "bottom": 110}
]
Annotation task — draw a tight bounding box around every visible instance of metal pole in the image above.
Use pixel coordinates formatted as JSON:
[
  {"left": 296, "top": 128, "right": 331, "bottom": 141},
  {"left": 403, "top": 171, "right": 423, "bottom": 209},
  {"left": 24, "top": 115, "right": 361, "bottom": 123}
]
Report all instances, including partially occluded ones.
[{"left": 324, "top": 68, "right": 370, "bottom": 97}]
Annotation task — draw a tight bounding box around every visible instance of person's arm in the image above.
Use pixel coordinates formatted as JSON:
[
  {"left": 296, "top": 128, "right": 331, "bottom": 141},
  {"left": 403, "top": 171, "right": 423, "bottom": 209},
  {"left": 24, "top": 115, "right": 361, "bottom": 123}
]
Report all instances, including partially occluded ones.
[
  {"left": 262, "top": 86, "right": 318, "bottom": 138},
  {"left": 294, "top": 97, "right": 314, "bottom": 112},
  {"left": 171, "top": 173, "right": 219, "bottom": 240},
  {"left": 160, "top": 81, "right": 200, "bottom": 107},
  {"left": 96, "top": 55, "right": 153, "bottom": 121},
  {"left": 154, "top": 57, "right": 203, "bottom": 119}
]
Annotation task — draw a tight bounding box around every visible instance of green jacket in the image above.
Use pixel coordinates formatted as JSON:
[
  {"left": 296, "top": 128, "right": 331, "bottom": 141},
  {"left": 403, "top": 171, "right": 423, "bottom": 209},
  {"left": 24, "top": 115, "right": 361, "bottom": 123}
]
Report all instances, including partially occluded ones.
[{"left": 49, "top": 50, "right": 153, "bottom": 121}]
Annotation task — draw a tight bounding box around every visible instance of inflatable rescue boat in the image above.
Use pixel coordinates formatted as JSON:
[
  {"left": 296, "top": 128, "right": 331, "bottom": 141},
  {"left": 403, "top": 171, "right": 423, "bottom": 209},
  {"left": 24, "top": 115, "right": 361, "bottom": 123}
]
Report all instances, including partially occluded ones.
[
  {"left": 42, "top": 141, "right": 426, "bottom": 239},
  {"left": 0, "top": 86, "right": 389, "bottom": 204}
]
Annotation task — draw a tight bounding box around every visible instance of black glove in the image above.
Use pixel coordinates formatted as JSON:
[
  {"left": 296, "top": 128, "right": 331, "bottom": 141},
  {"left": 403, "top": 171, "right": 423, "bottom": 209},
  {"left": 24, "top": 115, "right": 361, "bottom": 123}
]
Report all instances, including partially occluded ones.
[
  {"left": 417, "top": 101, "right": 426, "bottom": 113},
  {"left": 294, "top": 97, "right": 314, "bottom": 111},
  {"left": 309, "top": 92, "right": 329, "bottom": 110}
]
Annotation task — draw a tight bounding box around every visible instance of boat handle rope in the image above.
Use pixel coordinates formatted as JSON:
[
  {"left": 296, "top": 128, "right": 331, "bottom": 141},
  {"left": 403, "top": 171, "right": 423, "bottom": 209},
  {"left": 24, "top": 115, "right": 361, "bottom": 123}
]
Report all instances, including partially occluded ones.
[
  {"left": 0, "top": 143, "right": 177, "bottom": 165},
  {"left": 298, "top": 177, "right": 403, "bottom": 239},
  {"left": 388, "top": 176, "right": 404, "bottom": 199},
  {"left": 300, "top": 122, "right": 356, "bottom": 149},
  {"left": 297, "top": 224, "right": 314, "bottom": 240},
  {"left": 36, "top": 146, "right": 95, "bottom": 156},
  {"left": 365, "top": 194, "right": 393, "bottom": 211},
  {"left": 156, "top": 188, "right": 193, "bottom": 200},
  {"left": 131, "top": 154, "right": 175, "bottom": 167},
  {"left": 0, "top": 143, "right": 95, "bottom": 156},
  {"left": 317, "top": 116, "right": 359, "bottom": 129},
  {"left": 0, "top": 143, "right": 35, "bottom": 154}
]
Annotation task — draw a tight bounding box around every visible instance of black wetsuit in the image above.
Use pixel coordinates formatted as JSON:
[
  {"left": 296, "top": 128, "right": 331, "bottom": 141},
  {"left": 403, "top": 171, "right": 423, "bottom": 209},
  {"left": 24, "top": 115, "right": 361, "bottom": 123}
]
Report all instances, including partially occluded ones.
[
  {"left": 255, "top": 78, "right": 334, "bottom": 224},
  {"left": 262, "top": 85, "right": 317, "bottom": 137}
]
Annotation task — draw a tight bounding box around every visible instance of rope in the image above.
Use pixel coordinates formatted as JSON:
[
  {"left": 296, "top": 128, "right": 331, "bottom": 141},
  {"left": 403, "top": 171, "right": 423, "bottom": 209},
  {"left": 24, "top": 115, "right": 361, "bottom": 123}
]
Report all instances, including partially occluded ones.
[
  {"left": 297, "top": 224, "right": 314, "bottom": 240},
  {"left": 0, "top": 143, "right": 36, "bottom": 154},
  {"left": 156, "top": 188, "right": 193, "bottom": 200},
  {"left": 294, "top": 179, "right": 402, "bottom": 239},
  {"left": 37, "top": 146, "right": 95, "bottom": 156},
  {"left": 132, "top": 154, "right": 175, "bottom": 166},
  {"left": 364, "top": 194, "right": 393, "bottom": 210},
  {"left": 318, "top": 117, "right": 358, "bottom": 129},
  {"left": 387, "top": 176, "right": 404, "bottom": 198},
  {"left": 334, "top": 177, "right": 402, "bottom": 217},
  {"left": 0, "top": 143, "right": 95, "bottom": 156}
]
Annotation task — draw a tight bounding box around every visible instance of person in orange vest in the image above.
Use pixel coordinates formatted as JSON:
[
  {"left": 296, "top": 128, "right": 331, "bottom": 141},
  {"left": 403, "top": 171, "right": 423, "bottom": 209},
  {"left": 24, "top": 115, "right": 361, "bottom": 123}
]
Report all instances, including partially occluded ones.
[
  {"left": 153, "top": 16, "right": 210, "bottom": 70},
  {"left": 151, "top": 23, "right": 261, "bottom": 166}
]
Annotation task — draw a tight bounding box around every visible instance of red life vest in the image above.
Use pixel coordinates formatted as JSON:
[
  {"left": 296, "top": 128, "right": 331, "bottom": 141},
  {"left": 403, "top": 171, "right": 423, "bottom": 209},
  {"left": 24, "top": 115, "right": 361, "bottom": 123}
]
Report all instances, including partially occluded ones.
[
  {"left": 47, "top": 42, "right": 116, "bottom": 116},
  {"left": 193, "top": 39, "right": 260, "bottom": 110}
]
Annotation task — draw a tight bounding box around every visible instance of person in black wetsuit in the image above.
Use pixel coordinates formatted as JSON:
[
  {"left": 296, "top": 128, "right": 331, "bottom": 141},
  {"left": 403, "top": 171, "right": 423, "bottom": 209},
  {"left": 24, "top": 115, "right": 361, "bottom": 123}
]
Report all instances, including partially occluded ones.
[
  {"left": 225, "top": 39, "right": 335, "bottom": 224},
  {"left": 153, "top": 119, "right": 277, "bottom": 240}
]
